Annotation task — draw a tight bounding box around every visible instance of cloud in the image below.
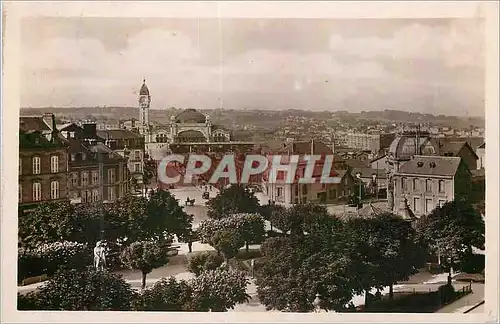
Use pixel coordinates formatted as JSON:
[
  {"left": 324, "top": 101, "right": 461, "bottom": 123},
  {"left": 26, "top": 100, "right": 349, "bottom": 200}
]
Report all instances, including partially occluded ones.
[
  {"left": 328, "top": 20, "right": 484, "bottom": 68},
  {"left": 20, "top": 20, "right": 485, "bottom": 116}
]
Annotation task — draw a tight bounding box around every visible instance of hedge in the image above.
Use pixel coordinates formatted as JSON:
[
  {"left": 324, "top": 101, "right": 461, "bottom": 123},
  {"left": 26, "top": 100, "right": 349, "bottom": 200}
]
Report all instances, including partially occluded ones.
[{"left": 18, "top": 241, "right": 91, "bottom": 283}]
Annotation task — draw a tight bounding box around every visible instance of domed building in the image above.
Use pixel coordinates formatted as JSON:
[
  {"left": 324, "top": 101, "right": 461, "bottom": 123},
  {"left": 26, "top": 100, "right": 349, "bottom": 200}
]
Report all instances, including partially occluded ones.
[
  {"left": 146, "top": 107, "right": 255, "bottom": 159},
  {"left": 387, "top": 131, "right": 438, "bottom": 171},
  {"left": 385, "top": 130, "right": 439, "bottom": 212}
]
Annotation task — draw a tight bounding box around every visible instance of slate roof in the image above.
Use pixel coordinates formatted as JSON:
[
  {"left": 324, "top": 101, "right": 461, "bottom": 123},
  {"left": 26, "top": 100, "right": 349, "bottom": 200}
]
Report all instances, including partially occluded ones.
[
  {"left": 435, "top": 137, "right": 484, "bottom": 151},
  {"left": 96, "top": 129, "right": 142, "bottom": 140},
  {"left": 396, "top": 155, "right": 462, "bottom": 177},
  {"left": 440, "top": 141, "right": 479, "bottom": 159},
  {"left": 370, "top": 154, "right": 387, "bottom": 163},
  {"left": 19, "top": 117, "right": 51, "bottom": 132}
]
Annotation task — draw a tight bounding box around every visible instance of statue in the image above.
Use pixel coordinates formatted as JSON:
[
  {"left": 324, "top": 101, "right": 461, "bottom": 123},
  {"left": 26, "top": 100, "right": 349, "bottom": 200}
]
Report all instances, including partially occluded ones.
[{"left": 93, "top": 240, "right": 107, "bottom": 271}]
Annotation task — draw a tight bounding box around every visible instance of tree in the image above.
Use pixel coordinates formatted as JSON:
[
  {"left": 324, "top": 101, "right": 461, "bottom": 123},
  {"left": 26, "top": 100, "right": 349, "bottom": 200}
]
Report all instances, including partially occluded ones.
[
  {"left": 207, "top": 184, "right": 259, "bottom": 219},
  {"left": 419, "top": 198, "right": 485, "bottom": 286},
  {"left": 187, "top": 269, "right": 250, "bottom": 312},
  {"left": 109, "top": 190, "right": 192, "bottom": 243},
  {"left": 121, "top": 240, "right": 172, "bottom": 289},
  {"left": 256, "top": 235, "right": 355, "bottom": 312},
  {"left": 18, "top": 200, "right": 74, "bottom": 248},
  {"left": 132, "top": 268, "right": 249, "bottom": 312},
  {"left": 197, "top": 214, "right": 265, "bottom": 256},
  {"left": 188, "top": 252, "right": 224, "bottom": 276},
  {"left": 146, "top": 189, "right": 193, "bottom": 241},
  {"left": 132, "top": 277, "right": 192, "bottom": 311},
  {"left": 270, "top": 203, "right": 330, "bottom": 237},
  {"left": 210, "top": 228, "right": 245, "bottom": 263},
  {"left": 18, "top": 267, "right": 136, "bottom": 311},
  {"left": 352, "top": 213, "right": 426, "bottom": 300}
]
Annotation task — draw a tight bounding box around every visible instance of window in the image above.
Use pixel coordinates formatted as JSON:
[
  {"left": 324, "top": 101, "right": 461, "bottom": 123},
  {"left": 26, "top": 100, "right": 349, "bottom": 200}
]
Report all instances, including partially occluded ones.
[
  {"left": 32, "top": 157, "right": 41, "bottom": 174},
  {"left": 50, "top": 181, "right": 59, "bottom": 199},
  {"left": 19, "top": 158, "right": 22, "bottom": 175},
  {"left": 134, "top": 150, "right": 141, "bottom": 160},
  {"left": 426, "top": 179, "right": 432, "bottom": 192},
  {"left": 81, "top": 190, "right": 90, "bottom": 203},
  {"left": 81, "top": 172, "right": 89, "bottom": 187},
  {"left": 108, "top": 168, "right": 116, "bottom": 184},
  {"left": 108, "top": 186, "right": 116, "bottom": 201},
  {"left": 413, "top": 197, "right": 420, "bottom": 213},
  {"left": 413, "top": 178, "right": 419, "bottom": 191},
  {"left": 134, "top": 163, "right": 141, "bottom": 173},
  {"left": 425, "top": 199, "right": 433, "bottom": 213},
  {"left": 329, "top": 188, "right": 337, "bottom": 198},
  {"left": 70, "top": 153, "right": 76, "bottom": 161},
  {"left": 438, "top": 180, "right": 445, "bottom": 193},
  {"left": 19, "top": 184, "right": 22, "bottom": 202},
  {"left": 70, "top": 172, "right": 78, "bottom": 188},
  {"left": 302, "top": 184, "right": 308, "bottom": 195},
  {"left": 32, "top": 182, "right": 41, "bottom": 201},
  {"left": 50, "top": 155, "right": 59, "bottom": 173},
  {"left": 92, "top": 189, "right": 100, "bottom": 202},
  {"left": 82, "top": 153, "right": 87, "bottom": 161},
  {"left": 92, "top": 171, "right": 99, "bottom": 185},
  {"left": 277, "top": 187, "right": 283, "bottom": 197}
]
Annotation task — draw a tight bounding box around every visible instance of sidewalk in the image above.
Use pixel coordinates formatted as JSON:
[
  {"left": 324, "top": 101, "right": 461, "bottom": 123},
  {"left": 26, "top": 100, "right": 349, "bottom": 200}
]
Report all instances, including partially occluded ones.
[{"left": 436, "top": 283, "right": 484, "bottom": 313}]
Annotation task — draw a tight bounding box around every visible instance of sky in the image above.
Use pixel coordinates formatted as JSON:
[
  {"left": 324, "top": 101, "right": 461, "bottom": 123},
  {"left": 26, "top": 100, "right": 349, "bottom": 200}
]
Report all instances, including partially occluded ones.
[{"left": 21, "top": 17, "right": 485, "bottom": 117}]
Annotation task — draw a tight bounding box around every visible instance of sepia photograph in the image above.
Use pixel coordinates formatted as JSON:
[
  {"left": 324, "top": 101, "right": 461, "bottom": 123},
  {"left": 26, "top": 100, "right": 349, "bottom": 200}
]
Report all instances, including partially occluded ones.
[{"left": 1, "top": 1, "right": 499, "bottom": 323}]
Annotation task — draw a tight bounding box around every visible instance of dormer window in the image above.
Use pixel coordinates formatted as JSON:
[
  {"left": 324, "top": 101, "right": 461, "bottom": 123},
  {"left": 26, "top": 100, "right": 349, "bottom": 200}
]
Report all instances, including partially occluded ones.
[{"left": 417, "top": 162, "right": 424, "bottom": 167}]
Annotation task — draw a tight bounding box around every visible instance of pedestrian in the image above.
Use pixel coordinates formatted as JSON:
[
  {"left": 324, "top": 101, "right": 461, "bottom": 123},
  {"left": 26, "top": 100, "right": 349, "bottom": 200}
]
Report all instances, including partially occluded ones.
[{"left": 188, "top": 240, "right": 193, "bottom": 253}]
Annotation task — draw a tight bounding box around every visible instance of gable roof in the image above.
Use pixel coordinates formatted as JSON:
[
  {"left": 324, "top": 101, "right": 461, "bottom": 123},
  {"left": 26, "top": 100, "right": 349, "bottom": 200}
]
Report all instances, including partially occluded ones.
[
  {"left": 396, "top": 155, "right": 462, "bottom": 177},
  {"left": 19, "top": 117, "right": 51, "bottom": 132},
  {"left": 440, "top": 141, "right": 479, "bottom": 159}
]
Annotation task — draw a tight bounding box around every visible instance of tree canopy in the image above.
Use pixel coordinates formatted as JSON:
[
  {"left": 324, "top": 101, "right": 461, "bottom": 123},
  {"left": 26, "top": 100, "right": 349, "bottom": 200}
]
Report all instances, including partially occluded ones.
[
  {"left": 418, "top": 198, "right": 485, "bottom": 279},
  {"left": 18, "top": 267, "right": 136, "bottom": 311},
  {"left": 206, "top": 184, "right": 260, "bottom": 219}
]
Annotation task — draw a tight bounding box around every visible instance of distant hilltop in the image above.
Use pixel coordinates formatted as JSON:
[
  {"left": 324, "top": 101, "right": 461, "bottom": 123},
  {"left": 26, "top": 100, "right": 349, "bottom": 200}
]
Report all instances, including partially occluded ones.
[{"left": 19, "top": 107, "right": 484, "bottom": 129}]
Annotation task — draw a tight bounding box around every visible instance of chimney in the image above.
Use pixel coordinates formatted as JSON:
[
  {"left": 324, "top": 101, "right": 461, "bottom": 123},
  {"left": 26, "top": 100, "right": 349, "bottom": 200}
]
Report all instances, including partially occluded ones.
[
  {"left": 83, "top": 122, "right": 97, "bottom": 139},
  {"left": 42, "top": 113, "right": 56, "bottom": 131}
]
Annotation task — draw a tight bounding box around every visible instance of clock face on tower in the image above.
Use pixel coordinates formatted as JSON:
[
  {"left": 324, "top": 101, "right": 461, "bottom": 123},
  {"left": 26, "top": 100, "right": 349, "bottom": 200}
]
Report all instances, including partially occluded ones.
[{"left": 139, "top": 96, "right": 147, "bottom": 105}]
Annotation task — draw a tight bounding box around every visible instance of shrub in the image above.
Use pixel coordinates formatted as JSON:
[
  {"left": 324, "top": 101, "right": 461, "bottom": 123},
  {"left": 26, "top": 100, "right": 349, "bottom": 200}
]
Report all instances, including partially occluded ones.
[
  {"left": 18, "top": 267, "right": 136, "bottom": 311},
  {"left": 133, "top": 277, "right": 192, "bottom": 311},
  {"left": 18, "top": 241, "right": 90, "bottom": 283},
  {"left": 437, "top": 284, "right": 456, "bottom": 305},
  {"left": 188, "top": 252, "right": 224, "bottom": 276}
]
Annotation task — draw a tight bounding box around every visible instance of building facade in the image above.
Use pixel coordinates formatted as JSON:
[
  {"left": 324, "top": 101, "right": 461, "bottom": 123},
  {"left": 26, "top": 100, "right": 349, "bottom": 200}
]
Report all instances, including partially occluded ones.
[
  {"left": 60, "top": 122, "right": 130, "bottom": 203},
  {"left": 19, "top": 115, "right": 69, "bottom": 213},
  {"left": 476, "top": 142, "right": 485, "bottom": 170},
  {"left": 392, "top": 155, "right": 471, "bottom": 218},
  {"left": 96, "top": 129, "right": 145, "bottom": 185},
  {"left": 346, "top": 133, "right": 395, "bottom": 154}
]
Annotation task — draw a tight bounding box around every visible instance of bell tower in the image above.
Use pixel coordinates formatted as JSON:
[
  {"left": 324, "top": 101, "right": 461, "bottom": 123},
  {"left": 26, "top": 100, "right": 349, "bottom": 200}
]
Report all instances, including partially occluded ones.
[{"left": 138, "top": 78, "right": 151, "bottom": 141}]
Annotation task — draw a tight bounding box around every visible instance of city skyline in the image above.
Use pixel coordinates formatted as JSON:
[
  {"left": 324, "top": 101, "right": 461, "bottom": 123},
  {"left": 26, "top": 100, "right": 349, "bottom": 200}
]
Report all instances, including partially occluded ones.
[{"left": 21, "top": 17, "right": 485, "bottom": 117}]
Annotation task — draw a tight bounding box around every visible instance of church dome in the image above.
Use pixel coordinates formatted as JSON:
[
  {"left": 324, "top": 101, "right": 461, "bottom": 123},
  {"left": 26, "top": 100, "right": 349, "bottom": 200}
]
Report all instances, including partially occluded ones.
[
  {"left": 174, "top": 109, "right": 207, "bottom": 124},
  {"left": 388, "top": 133, "right": 436, "bottom": 161},
  {"left": 139, "top": 79, "right": 150, "bottom": 96}
]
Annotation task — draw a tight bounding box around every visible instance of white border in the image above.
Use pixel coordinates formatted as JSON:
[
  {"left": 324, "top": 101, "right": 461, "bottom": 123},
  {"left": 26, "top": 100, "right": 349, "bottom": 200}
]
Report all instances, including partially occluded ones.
[{"left": 2, "top": 1, "right": 498, "bottom": 323}]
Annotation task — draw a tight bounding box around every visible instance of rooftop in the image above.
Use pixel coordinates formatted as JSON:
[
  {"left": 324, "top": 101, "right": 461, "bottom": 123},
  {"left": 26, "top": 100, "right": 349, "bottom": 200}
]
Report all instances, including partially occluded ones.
[
  {"left": 396, "top": 155, "right": 462, "bottom": 177},
  {"left": 96, "top": 129, "right": 142, "bottom": 140}
]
